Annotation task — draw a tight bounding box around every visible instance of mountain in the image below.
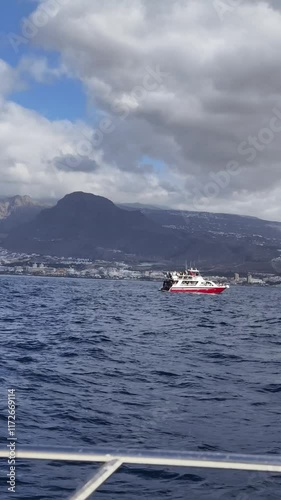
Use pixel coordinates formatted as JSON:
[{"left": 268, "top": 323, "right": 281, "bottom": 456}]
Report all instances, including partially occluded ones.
[
  {"left": 0, "top": 195, "right": 46, "bottom": 233},
  {"left": 118, "top": 202, "right": 170, "bottom": 211},
  {"left": 136, "top": 207, "right": 281, "bottom": 272},
  {"left": 3, "top": 192, "right": 187, "bottom": 261},
  {"left": 2, "top": 192, "right": 281, "bottom": 272}
]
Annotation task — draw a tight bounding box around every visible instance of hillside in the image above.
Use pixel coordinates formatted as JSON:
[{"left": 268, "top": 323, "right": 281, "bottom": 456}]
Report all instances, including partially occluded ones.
[
  {"left": 3, "top": 192, "right": 186, "bottom": 261},
  {"left": 2, "top": 193, "right": 281, "bottom": 272},
  {"left": 0, "top": 195, "right": 46, "bottom": 233}
]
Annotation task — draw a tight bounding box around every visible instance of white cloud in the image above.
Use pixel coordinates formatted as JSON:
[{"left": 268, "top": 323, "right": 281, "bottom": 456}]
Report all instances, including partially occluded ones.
[
  {"left": 0, "top": 69, "right": 171, "bottom": 204},
  {"left": 2, "top": 1, "right": 281, "bottom": 219},
  {"left": 18, "top": 56, "right": 68, "bottom": 83},
  {"left": 0, "top": 59, "right": 24, "bottom": 96}
]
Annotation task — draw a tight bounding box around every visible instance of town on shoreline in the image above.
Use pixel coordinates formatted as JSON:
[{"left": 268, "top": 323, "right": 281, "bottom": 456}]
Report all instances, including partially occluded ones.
[{"left": 1, "top": 248, "right": 281, "bottom": 286}]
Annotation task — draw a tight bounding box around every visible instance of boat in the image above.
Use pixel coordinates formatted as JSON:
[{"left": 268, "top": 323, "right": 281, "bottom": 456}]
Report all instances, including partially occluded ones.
[
  {"left": 161, "top": 268, "right": 229, "bottom": 294},
  {"left": 1, "top": 445, "right": 281, "bottom": 499}
]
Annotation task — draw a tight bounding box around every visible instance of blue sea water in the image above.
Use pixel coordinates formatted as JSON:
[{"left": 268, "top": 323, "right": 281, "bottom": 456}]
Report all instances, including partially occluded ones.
[{"left": 0, "top": 275, "right": 281, "bottom": 499}]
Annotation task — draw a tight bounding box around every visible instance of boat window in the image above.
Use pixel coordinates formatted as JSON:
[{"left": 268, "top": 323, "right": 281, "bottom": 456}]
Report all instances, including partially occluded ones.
[{"left": 181, "top": 280, "right": 198, "bottom": 286}]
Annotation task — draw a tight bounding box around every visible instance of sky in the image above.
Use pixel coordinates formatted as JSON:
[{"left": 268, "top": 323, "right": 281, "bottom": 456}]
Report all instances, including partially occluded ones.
[{"left": 1, "top": 0, "right": 281, "bottom": 220}]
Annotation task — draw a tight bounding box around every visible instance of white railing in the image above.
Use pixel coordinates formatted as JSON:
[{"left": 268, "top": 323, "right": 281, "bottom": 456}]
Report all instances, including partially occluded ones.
[{"left": 1, "top": 446, "right": 281, "bottom": 500}]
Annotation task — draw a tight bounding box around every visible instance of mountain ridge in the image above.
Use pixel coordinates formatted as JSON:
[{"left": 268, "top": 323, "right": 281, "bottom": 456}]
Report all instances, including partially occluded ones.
[
  {"left": 3, "top": 192, "right": 186, "bottom": 262},
  {"left": 1, "top": 192, "right": 281, "bottom": 272},
  {"left": 0, "top": 195, "right": 47, "bottom": 233}
]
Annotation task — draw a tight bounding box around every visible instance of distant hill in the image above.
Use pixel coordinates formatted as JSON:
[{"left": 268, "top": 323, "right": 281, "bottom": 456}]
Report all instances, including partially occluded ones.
[
  {"left": 137, "top": 207, "right": 281, "bottom": 272},
  {"left": 3, "top": 192, "right": 187, "bottom": 261},
  {"left": 118, "top": 202, "right": 170, "bottom": 211},
  {"left": 2, "top": 192, "right": 281, "bottom": 272},
  {"left": 0, "top": 195, "right": 46, "bottom": 233}
]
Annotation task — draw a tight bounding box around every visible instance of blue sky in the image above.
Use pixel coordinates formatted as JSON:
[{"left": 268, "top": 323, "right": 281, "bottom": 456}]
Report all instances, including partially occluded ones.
[
  {"left": 1, "top": 0, "right": 281, "bottom": 218},
  {"left": 0, "top": 1, "right": 168, "bottom": 205},
  {"left": 11, "top": 76, "right": 87, "bottom": 121},
  {"left": 1, "top": 1, "right": 37, "bottom": 64},
  {"left": 1, "top": 0, "right": 87, "bottom": 121},
  {"left": 0, "top": 1, "right": 163, "bottom": 158}
]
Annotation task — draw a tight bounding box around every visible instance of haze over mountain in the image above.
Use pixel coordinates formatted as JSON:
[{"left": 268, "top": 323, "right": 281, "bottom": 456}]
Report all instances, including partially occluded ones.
[
  {"left": 0, "top": 195, "right": 46, "bottom": 233},
  {"left": 2, "top": 192, "right": 281, "bottom": 272}
]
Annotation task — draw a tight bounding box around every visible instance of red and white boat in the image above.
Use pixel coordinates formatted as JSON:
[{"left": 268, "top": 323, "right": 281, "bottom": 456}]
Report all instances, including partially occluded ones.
[{"left": 161, "top": 268, "right": 229, "bottom": 294}]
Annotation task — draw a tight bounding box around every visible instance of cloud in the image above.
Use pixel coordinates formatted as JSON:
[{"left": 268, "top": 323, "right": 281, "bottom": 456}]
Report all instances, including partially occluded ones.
[
  {"left": 0, "top": 59, "right": 24, "bottom": 96},
  {"left": 18, "top": 55, "right": 68, "bottom": 83},
  {"left": 0, "top": 68, "right": 171, "bottom": 204},
  {"left": 2, "top": 0, "right": 281, "bottom": 219},
  {"left": 0, "top": 90, "right": 102, "bottom": 198},
  {"left": 53, "top": 155, "right": 99, "bottom": 173}
]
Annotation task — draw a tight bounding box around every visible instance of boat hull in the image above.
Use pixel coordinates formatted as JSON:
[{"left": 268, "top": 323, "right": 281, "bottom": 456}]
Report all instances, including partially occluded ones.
[
  {"left": 161, "top": 268, "right": 229, "bottom": 294},
  {"left": 169, "top": 287, "right": 227, "bottom": 294}
]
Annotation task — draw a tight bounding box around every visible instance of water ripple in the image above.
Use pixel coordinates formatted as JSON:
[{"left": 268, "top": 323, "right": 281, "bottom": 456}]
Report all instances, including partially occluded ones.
[{"left": 0, "top": 276, "right": 280, "bottom": 499}]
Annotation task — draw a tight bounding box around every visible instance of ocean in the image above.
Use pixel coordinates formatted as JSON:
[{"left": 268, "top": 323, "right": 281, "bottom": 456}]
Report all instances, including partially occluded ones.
[{"left": 0, "top": 275, "right": 281, "bottom": 499}]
